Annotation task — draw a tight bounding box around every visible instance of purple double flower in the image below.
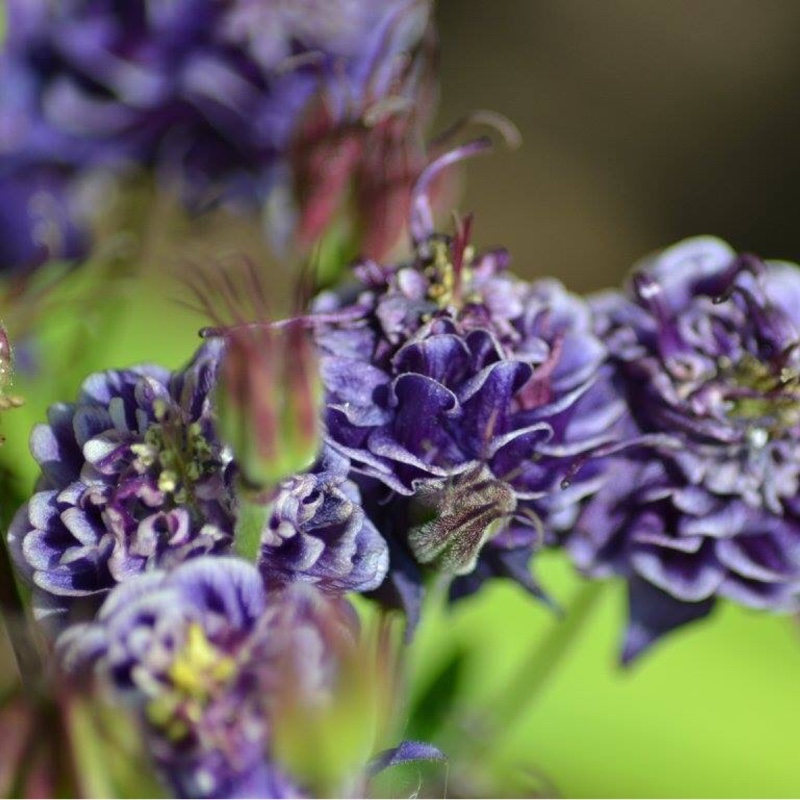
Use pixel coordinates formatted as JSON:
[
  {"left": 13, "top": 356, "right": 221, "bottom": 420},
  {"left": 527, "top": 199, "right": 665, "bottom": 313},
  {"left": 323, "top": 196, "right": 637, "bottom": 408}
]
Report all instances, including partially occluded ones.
[
  {"left": 571, "top": 238, "right": 800, "bottom": 661},
  {"left": 313, "top": 225, "right": 622, "bottom": 621}
]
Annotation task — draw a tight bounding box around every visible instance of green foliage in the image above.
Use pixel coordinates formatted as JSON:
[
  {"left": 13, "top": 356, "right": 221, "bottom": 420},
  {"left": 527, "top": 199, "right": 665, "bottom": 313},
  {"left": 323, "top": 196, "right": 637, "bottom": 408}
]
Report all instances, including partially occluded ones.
[{"left": 405, "top": 647, "right": 468, "bottom": 744}]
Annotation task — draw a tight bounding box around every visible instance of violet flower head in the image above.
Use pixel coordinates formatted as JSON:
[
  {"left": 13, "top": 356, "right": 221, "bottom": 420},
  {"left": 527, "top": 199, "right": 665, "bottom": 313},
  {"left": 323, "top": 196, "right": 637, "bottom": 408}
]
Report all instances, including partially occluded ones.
[
  {"left": 313, "top": 172, "right": 623, "bottom": 621},
  {"left": 570, "top": 237, "right": 800, "bottom": 662},
  {"left": 0, "top": 167, "right": 90, "bottom": 275},
  {"left": 259, "top": 446, "right": 389, "bottom": 593},
  {"left": 57, "top": 557, "right": 359, "bottom": 799},
  {"left": 8, "top": 340, "right": 234, "bottom": 632},
  {"left": 1, "top": 0, "right": 434, "bottom": 266}
]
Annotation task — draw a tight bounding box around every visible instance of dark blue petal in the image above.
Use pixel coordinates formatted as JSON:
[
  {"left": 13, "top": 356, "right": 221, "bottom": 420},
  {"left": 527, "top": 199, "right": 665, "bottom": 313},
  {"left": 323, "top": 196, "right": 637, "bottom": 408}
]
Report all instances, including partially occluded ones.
[
  {"left": 368, "top": 740, "right": 446, "bottom": 776},
  {"left": 622, "top": 576, "right": 715, "bottom": 665}
]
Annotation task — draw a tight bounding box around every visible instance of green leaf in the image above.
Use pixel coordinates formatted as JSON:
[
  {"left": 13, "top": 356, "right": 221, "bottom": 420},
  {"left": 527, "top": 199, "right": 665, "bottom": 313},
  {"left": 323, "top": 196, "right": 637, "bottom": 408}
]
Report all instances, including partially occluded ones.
[{"left": 405, "top": 646, "right": 468, "bottom": 743}]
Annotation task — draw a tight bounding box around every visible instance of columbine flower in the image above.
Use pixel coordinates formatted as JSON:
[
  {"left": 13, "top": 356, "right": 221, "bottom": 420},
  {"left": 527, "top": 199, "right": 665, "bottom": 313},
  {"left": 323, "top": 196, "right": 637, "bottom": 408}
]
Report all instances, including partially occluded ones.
[
  {"left": 259, "top": 446, "right": 389, "bottom": 593},
  {"left": 1, "top": 0, "right": 434, "bottom": 267},
  {"left": 569, "top": 237, "right": 800, "bottom": 662},
  {"left": 56, "top": 558, "right": 333, "bottom": 797},
  {"left": 7, "top": 340, "right": 234, "bottom": 633},
  {"left": 312, "top": 159, "right": 622, "bottom": 622},
  {"left": 56, "top": 556, "right": 414, "bottom": 798}
]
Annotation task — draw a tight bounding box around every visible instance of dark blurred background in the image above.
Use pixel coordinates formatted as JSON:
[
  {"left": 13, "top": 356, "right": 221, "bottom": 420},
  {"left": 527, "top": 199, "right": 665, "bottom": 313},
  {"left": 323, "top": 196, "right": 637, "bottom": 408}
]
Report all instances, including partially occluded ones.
[{"left": 436, "top": 0, "right": 800, "bottom": 291}]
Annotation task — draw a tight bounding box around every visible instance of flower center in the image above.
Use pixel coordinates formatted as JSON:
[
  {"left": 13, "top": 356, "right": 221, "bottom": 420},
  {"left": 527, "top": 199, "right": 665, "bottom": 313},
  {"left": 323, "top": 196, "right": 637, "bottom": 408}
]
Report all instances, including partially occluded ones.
[
  {"left": 145, "top": 623, "right": 238, "bottom": 741},
  {"left": 424, "top": 237, "right": 478, "bottom": 309},
  {"left": 130, "top": 399, "right": 219, "bottom": 504},
  {"left": 718, "top": 354, "right": 800, "bottom": 432}
]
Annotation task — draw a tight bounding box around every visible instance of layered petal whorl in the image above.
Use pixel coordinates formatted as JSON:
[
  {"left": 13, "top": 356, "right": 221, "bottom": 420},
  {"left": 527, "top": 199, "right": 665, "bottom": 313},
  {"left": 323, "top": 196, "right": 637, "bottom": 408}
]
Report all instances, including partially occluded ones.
[
  {"left": 314, "top": 232, "right": 621, "bottom": 616},
  {"left": 8, "top": 341, "right": 234, "bottom": 631},
  {"left": 259, "top": 447, "right": 389, "bottom": 593},
  {"left": 570, "top": 237, "right": 800, "bottom": 660},
  {"left": 57, "top": 557, "right": 356, "bottom": 798}
]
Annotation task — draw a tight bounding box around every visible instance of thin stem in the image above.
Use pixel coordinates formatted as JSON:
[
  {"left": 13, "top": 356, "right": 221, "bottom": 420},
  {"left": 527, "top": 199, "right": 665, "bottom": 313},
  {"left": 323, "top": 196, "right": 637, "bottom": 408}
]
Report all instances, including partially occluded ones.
[
  {"left": 423, "top": 570, "right": 453, "bottom": 617},
  {"left": 478, "top": 578, "right": 605, "bottom": 738},
  {"left": 0, "top": 466, "right": 42, "bottom": 688},
  {"left": 0, "top": 540, "right": 41, "bottom": 689},
  {"left": 234, "top": 491, "right": 271, "bottom": 562}
]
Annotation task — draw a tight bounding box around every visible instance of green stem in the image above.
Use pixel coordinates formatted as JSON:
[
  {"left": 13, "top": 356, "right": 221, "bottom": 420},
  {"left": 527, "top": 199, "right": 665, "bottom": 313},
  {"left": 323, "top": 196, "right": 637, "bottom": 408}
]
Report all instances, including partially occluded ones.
[
  {"left": 0, "top": 541, "right": 41, "bottom": 690},
  {"left": 0, "top": 468, "right": 42, "bottom": 688},
  {"left": 234, "top": 492, "right": 271, "bottom": 562},
  {"left": 423, "top": 570, "right": 453, "bottom": 618},
  {"left": 479, "top": 578, "right": 605, "bottom": 737}
]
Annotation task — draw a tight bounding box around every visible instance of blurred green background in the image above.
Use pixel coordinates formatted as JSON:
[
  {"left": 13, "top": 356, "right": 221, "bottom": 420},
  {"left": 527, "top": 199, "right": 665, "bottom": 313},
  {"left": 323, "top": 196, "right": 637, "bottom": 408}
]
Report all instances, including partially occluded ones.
[{"left": 5, "top": 2, "right": 800, "bottom": 797}]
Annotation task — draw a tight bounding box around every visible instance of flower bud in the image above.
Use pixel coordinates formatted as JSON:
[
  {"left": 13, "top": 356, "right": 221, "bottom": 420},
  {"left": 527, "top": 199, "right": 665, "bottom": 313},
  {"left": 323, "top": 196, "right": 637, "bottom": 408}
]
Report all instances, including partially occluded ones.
[
  {"left": 408, "top": 463, "right": 518, "bottom": 576},
  {"left": 0, "top": 324, "right": 24, "bottom": 445},
  {"left": 216, "top": 321, "right": 322, "bottom": 491},
  {"left": 280, "top": 0, "right": 438, "bottom": 265},
  {"left": 270, "top": 603, "right": 396, "bottom": 797}
]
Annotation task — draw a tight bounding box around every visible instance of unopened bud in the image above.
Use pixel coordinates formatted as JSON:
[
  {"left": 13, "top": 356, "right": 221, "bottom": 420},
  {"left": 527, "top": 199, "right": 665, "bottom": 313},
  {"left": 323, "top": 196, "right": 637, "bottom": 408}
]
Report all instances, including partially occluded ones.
[
  {"left": 215, "top": 321, "right": 322, "bottom": 491},
  {"left": 0, "top": 325, "right": 24, "bottom": 442},
  {"left": 408, "top": 463, "right": 517, "bottom": 575},
  {"left": 270, "top": 591, "right": 389, "bottom": 797}
]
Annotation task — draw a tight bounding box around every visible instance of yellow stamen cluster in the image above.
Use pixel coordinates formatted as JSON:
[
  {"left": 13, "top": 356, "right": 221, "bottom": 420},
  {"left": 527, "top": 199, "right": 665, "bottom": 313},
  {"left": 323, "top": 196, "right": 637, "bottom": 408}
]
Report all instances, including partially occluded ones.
[
  {"left": 424, "top": 239, "right": 478, "bottom": 309},
  {"left": 146, "top": 624, "right": 238, "bottom": 741}
]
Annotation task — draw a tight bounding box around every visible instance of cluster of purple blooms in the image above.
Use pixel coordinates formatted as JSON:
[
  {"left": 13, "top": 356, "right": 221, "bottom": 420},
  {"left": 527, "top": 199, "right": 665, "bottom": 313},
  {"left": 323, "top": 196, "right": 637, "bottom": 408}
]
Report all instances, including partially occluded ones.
[
  {"left": 7, "top": 339, "right": 396, "bottom": 794},
  {"left": 0, "top": 0, "right": 433, "bottom": 273},
  {"left": 14, "top": 203, "right": 800, "bottom": 791},
  {"left": 6, "top": 2, "right": 800, "bottom": 797},
  {"left": 309, "top": 215, "right": 800, "bottom": 661}
]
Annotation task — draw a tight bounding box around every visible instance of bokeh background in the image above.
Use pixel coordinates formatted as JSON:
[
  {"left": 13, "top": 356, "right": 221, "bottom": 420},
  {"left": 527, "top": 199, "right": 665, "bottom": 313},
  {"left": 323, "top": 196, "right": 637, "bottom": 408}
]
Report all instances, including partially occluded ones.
[
  {"left": 5, "top": 2, "right": 800, "bottom": 797},
  {"left": 437, "top": 0, "right": 800, "bottom": 292}
]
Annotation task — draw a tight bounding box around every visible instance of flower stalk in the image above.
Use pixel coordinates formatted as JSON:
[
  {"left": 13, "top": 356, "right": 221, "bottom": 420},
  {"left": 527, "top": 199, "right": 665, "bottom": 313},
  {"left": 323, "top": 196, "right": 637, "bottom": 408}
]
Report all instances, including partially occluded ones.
[
  {"left": 483, "top": 579, "right": 606, "bottom": 736},
  {"left": 234, "top": 491, "right": 272, "bottom": 563}
]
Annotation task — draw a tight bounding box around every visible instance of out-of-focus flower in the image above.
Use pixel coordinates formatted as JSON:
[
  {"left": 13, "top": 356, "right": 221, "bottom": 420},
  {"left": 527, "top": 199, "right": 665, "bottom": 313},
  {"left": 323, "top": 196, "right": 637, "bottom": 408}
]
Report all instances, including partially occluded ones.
[
  {"left": 259, "top": 446, "right": 389, "bottom": 593},
  {"left": 56, "top": 556, "right": 423, "bottom": 798},
  {"left": 216, "top": 320, "right": 321, "bottom": 491},
  {"left": 7, "top": 340, "right": 234, "bottom": 634},
  {"left": 312, "top": 181, "right": 622, "bottom": 622},
  {"left": 57, "top": 558, "right": 306, "bottom": 797},
  {"left": 0, "top": 168, "right": 91, "bottom": 275},
  {"left": 283, "top": 29, "right": 438, "bottom": 262},
  {"left": 570, "top": 237, "right": 800, "bottom": 661},
  {"left": 1, "top": 0, "right": 435, "bottom": 270}
]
